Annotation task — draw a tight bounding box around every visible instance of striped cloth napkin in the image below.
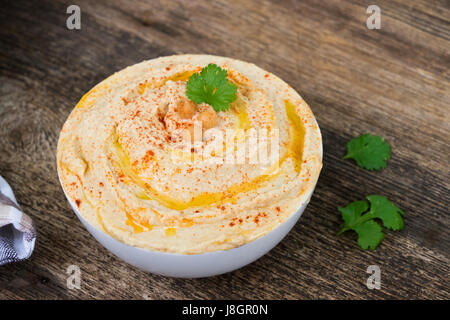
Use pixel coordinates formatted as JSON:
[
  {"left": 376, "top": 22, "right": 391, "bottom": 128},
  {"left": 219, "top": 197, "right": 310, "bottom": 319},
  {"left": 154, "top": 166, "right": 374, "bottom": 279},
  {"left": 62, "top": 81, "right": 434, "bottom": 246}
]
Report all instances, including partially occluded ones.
[{"left": 0, "top": 176, "right": 36, "bottom": 265}]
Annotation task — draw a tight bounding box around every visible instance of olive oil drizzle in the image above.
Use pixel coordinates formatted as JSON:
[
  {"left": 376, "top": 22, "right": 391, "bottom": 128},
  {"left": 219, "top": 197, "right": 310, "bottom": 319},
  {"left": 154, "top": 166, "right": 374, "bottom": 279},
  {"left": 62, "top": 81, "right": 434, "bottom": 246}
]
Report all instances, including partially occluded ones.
[{"left": 111, "top": 100, "right": 305, "bottom": 213}]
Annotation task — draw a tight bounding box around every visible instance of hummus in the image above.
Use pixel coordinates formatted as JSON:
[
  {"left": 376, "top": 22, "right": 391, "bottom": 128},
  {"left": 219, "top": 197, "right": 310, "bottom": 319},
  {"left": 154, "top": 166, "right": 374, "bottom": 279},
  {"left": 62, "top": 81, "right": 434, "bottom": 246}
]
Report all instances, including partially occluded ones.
[{"left": 57, "top": 55, "right": 322, "bottom": 254}]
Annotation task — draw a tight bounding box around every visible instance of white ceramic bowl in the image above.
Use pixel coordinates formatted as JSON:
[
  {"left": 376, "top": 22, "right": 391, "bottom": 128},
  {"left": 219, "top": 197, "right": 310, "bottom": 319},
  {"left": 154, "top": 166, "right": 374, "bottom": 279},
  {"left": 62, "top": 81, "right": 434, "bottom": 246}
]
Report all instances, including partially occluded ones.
[
  {"left": 60, "top": 174, "right": 320, "bottom": 278},
  {"left": 58, "top": 55, "right": 323, "bottom": 278}
]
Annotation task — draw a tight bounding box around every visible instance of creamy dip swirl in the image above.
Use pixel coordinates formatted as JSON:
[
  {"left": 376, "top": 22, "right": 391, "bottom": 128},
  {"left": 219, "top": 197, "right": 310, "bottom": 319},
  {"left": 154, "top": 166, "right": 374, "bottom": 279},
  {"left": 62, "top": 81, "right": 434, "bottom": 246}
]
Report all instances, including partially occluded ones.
[{"left": 57, "top": 55, "right": 322, "bottom": 254}]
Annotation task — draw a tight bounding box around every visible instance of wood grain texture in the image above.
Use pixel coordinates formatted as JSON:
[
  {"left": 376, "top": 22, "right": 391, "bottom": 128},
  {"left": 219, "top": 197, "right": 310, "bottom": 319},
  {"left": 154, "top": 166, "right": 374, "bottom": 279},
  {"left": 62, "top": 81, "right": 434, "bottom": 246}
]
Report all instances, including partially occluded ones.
[{"left": 0, "top": 0, "right": 449, "bottom": 299}]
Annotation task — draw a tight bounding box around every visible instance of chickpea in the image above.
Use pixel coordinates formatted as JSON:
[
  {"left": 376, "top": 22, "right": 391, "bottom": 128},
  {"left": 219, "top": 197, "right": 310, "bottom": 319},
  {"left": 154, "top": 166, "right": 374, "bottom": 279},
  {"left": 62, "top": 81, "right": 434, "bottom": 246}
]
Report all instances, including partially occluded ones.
[
  {"left": 178, "top": 99, "right": 196, "bottom": 119},
  {"left": 196, "top": 108, "right": 218, "bottom": 129}
]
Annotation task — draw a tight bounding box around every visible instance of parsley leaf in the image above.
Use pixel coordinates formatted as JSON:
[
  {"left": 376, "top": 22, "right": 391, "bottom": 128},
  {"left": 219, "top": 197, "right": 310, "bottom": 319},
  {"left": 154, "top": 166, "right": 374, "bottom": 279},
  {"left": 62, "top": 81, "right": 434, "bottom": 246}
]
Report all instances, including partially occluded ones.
[
  {"left": 353, "top": 221, "right": 384, "bottom": 251},
  {"left": 186, "top": 64, "right": 237, "bottom": 112},
  {"left": 366, "top": 195, "right": 404, "bottom": 230},
  {"left": 344, "top": 133, "right": 391, "bottom": 170},
  {"left": 338, "top": 195, "right": 404, "bottom": 250}
]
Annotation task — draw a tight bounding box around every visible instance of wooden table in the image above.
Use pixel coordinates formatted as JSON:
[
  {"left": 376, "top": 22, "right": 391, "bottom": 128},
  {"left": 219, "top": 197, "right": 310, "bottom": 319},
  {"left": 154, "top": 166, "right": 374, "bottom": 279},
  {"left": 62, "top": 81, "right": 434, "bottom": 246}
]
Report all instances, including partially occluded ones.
[{"left": 0, "top": 0, "right": 448, "bottom": 299}]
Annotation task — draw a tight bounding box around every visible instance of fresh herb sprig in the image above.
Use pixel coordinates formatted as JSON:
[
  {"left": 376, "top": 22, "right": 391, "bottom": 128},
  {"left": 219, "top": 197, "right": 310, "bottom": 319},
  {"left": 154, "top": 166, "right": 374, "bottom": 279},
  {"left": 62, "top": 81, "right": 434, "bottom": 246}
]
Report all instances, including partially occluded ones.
[
  {"left": 186, "top": 64, "right": 237, "bottom": 112},
  {"left": 338, "top": 195, "right": 404, "bottom": 250},
  {"left": 344, "top": 133, "right": 391, "bottom": 170}
]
